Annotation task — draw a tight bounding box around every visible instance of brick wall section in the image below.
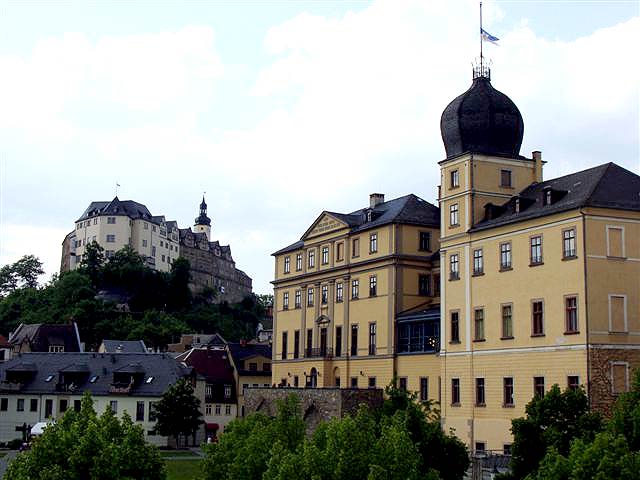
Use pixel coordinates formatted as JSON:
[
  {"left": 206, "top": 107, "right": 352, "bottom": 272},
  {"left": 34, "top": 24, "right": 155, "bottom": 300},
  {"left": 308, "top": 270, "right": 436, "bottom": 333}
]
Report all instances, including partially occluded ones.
[
  {"left": 589, "top": 347, "right": 640, "bottom": 417},
  {"left": 244, "top": 387, "right": 384, "bottom": 435}
]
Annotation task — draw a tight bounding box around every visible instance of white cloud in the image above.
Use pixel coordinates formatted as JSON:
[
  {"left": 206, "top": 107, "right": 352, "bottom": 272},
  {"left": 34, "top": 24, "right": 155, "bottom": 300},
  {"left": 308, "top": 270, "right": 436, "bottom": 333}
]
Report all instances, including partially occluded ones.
[{"left": 0, "top": 1, "right": 637, "bottom": 294}]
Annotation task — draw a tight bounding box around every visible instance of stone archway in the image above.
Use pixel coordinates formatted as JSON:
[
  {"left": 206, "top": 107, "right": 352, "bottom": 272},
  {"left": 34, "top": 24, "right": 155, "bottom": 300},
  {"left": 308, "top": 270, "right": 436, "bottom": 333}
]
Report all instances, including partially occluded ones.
[
  {"left": 333, "top": 366, "right": 341, "bottom": 388},
  {"left": 309, "top": 367, "right": 318, "bottom": 388}
]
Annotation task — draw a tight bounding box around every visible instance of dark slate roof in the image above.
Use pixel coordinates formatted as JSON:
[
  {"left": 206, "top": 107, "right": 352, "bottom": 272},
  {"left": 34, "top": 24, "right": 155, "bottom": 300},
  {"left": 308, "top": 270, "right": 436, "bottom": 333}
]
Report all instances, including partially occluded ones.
[
  {"left": 0, "top": 352, "right": 192, "bottom": 397},
  {"left": 273, "top": 194, "right": 440, "bottom": 255},
  {"left": 175, "top": 348, "right": 236, "bottom": 403},
  {"left": 76, "top": 197, "right": 154, "bottom": 222},
  {"left": 9, "top": 323, "right": 82, "bottom": 353},
  {"left": 101, "top": 340, "right": 148, "bottom": 354},
  {"left": 227, "top": 343, "right": 272, "bottom": 363},
  {"left": 440, "top": 75, "right": 525, "bottom": 160},
  {"left": 473, "top": 163, "right": 640, "bottom": 232}
]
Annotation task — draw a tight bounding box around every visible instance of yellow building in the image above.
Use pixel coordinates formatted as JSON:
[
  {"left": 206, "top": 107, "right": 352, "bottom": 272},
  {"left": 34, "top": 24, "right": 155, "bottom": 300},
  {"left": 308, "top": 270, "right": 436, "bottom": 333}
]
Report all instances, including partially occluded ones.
[
  {"left": 272, "top": 65, "right": 640, "bottom": 454},
  {"left": 272, "top": 193, "right": 441, "bottom": 398}
]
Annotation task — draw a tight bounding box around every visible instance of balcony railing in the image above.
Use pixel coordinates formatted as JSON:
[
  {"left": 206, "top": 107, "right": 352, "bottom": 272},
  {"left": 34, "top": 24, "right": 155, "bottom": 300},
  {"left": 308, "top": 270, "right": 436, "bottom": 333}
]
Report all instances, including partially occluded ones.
[
  {"left": 109, "top": 381, "right": 134, "bottom": 394},
  {"left": 395, "top": 336, "right": 440, "bottom": 354},
  {"left": 305, "top": 347, "right": 333, "bottom": 359},
  {"left": 0, "top": 381, "right": 23, "bottom": 392}
]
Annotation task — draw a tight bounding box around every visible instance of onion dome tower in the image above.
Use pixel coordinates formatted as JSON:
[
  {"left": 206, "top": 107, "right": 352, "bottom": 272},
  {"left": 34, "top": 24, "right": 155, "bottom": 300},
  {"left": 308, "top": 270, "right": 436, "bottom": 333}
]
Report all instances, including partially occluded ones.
[
  {"left": 194, "top": 196, "right": 212, "bottom": 240},
  {"left": 440, "top": 65, "right": 524, "bottom": 160}
]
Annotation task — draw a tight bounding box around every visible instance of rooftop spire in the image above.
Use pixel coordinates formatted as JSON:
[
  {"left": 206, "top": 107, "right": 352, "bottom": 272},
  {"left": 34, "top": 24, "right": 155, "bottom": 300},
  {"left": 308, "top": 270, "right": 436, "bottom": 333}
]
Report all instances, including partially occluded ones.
[{"left": 195, "top": 195, "right": 211, "bottom": 227}]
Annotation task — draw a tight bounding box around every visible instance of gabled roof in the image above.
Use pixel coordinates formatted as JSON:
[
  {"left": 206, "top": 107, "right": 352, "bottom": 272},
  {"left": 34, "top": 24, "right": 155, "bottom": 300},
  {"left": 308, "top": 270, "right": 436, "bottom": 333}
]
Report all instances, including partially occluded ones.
[
  {"left": 101, "top": 340, "right": 147, "bottom": 354},
  {"left": 0, "top": 353, "right": 191, "bottom": 397},
  {"left": 227, "top": 342, "right": 272, "bottom": 364},
  {"left": 175, "top": 348, "right": 237, "bottom": 402},
  {"left": 473, "top": 163, "right": 640, "bottom": 231},
  {"left": 76, "top": 197, "right": 155, "bottom": 222},
  {"left": 273, "top": 194, "right": 440, "bottom": 255},
  {"left": 9, "top": 323, "right": 82, "bottom": 353}
]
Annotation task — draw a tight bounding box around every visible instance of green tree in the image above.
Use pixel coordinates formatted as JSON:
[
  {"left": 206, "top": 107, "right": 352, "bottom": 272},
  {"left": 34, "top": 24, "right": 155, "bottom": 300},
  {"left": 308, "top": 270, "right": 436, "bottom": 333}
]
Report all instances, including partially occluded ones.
[
  {"left": 0, "top": 255, "right": 44, "bottom": 296},
  {"left": 5, "top": 392, "right": 165, "bottom": 480},
  {"left": 165, "top": 257, "right": 192, "bottom": 312},
  {"left": 504, "top": 385, "right": 603, "bottom": 479},
  {"left": 152, "top": 378, "right": 203, "bottom": 447},
  {"left": 78, "top": 241, "right": 105, "bottom": 287},
  {"left": 609, "top": 369, "right": 640, "bottom": 450}
]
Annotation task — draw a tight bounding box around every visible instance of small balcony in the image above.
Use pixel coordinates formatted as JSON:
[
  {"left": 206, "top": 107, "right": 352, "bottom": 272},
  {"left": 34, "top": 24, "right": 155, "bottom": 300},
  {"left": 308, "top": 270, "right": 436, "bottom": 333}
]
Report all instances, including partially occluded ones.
[
  {"left": 109, "top": 381, "right": 134, "bottom": 394},
  {"left": 305, "top": 347, "right": 333, "bottom": 359},
  {"left": 0, "top": 381, "right": 23, "bottom": 392}
]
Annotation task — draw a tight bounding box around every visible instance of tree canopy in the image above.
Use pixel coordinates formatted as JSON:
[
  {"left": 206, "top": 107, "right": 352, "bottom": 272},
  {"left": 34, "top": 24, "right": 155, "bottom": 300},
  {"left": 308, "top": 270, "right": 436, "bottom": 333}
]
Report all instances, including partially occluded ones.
[
  {"left": 5, "top": 392, "right": 166, "bottom": 480},
  {"left": 202, "top": 384, "right": 468, "bottom": 480},
  {"left": 152, "top": 378, "right": 203, "bottom": 447},
  {"left": 0, "top": 249, "right": 266, "bottom": 350}
]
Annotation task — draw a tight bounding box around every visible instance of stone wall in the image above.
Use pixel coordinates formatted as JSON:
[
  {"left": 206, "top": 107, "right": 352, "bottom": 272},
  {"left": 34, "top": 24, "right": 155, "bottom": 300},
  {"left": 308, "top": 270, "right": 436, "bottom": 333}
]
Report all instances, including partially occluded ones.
[
  {"left": 244, "top": 387, "right": 384, "bottom": 434},
  {"left": 589, "top": 346, "right": 640, "bottom": 416}
]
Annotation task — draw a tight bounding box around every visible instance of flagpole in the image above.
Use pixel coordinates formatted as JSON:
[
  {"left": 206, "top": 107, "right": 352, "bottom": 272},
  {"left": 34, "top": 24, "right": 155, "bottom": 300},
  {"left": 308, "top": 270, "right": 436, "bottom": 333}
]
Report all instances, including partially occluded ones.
[{"left": 480, "top": 2, "right": 483, "bottom": 72}]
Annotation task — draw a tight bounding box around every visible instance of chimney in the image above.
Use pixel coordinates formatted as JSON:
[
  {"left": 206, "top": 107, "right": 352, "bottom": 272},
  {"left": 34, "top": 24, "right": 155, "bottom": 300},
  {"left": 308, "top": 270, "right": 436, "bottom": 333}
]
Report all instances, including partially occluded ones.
[
  {"left": 532, "top": 151, "right": 543, "bottom": 182},
  {"left": 369, "top": 193, "right": 385, "bottom": 209}
]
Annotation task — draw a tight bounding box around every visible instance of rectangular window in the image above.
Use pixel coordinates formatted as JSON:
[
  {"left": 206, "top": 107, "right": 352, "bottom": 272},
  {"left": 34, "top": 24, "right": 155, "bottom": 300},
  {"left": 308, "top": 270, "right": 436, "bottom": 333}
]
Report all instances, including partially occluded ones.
[
  {"left": 321, "top": 285, "right": 328, "bottom": 304},
  {"left": 30, "top": 399, "right": 37, "bottom": 412},
  {"left": 296, "top": 253, "right": 302, "bottom": 271},
  {"left": 418, "top": 274, "right": 430, "bottom": 296},
  {"left": 352, "top": 279, "right": 359, "bottom": 299},
  {"left": 568, "top": 376, "right": 580, "bottom": 391},
  {"left": 17, "top": 398, "right": 24, "bottom": 412},
  {"left": 215, "top": 405, "right": 221, "bottom": 415},
  {"left": 335, "top": 326, "right": 342, "bottom": 357},
  {"left": 74, "top": 400, "right": 81, "bottom": 412},
  {"left": 320, "top": 327, "right": 328, "bottom": 356},
  {"left": 45, "top": 399, "right": 53, "bottom": 418},
  {"left": 450, "top": 204, "right": 459, "bottom": 226},
  {"left": 225, "top": 405, "right": 231, "bottom": 415},
  {"left": 283, "top": 291, "right": 289, "bottom": 310},
  {"left": 351, "top": 324, "right": 358, "bottom": 356},
  {"left": 136, "top": 401, "right": 145, "bottom": 421},
  {"left": 369, "top": 275, "right": 377, "bottom": 297},
  {"left": 503, "top": 377, "right": 514, "bottom": 406},
  {"left": 205, "top": 404, "right": 212, "bottom": 415},
  {"left": 450, "top": 312, "right": 460, "bottom": 343},
  {"left": 322, "top": 246, "right": 329, "bottom": 265},
  {"left": 419, "top": 231, "right": 431, "bottom": 251},
  {"left": 336, "top": 243, "right": 344, "bottom": 261},
  {"left": 284, "top": 256, "right": 291, "bottom": 273},
  {"left": 151, "top": 246, "right": 156, "bottom": 258},
  {"left": 473, "top": 249, "right": 483, "bottom": 275},
  {"left": 308, "top": 250, "right": 315, "bottom": 268},
  {"left": 420, "top": 378, "right": 429, "bottom": 401},
  {"left": 307, "top": 288, "right": 314, "bottom": 307},
  {"left": 399, "top": 377, "right": 408, "bottom": 391},
  {"left": 281, "top": 331, "right": 288, "bottom": 360},
  {"left": 110, "top": 400, "right": 118, "bottom": 413},
  {"left": 502, "top": 304, "right": 513, "bottom": 338},
  {"left": 224, "top": 385, "right": 231, "bottom": 398},
  {"left": 368, "top": 323, "right": 376, "bottom": 355},
  {"left": 474, "top": 308, "right": 485, "bottom": 341},
  {"left": 352, "top": 238, "right": 360, "bottom": 257},
  {"left": 534, "top": 376, "right": 545, "bottom": 398},
  {"left": 295, "top": 290, "right": 301, "bottom": 308},
  {"left": 60, "top": 399, "right": 68, "bottom": 413},
  {"left": 530, "top": 235, "right": 543, "bottom": 264},
  {"left": 106, "top": 234, "right": 116, "bottom": 243},
  {"left": 248, "top": 362, "right": 257, "bottom": 371},
  {"left": 107, "top": 217, "right": 116, "bottom": 224},
  {"left": 368, "top": 377, "right": 376, "bottom": 388},
  {"left": 501, "top": 169, "right": 512, "bottom": 187},
  {"left": 532, "top": 301, "right": 544, "bottom": 336},
  {"left": 335, "top": 377, "right": 341, "bottom": 387},
  {"left": 612, "top": 363, "right": 629, "bottom": 394},
  {"left": 565, "top": 296, "right": 578, "bottom": 333},
  {"left": 369, "top": 233, "right": 378, "bottom": 253},
  {"left": 434, "top": 274, "right": 440, "bottom": 296},
  {"left": 500, "top": 242, "right": 512, "bottom": 270},
  {"left": 450, "top": 170, "right": 460, "bottom": 188},
  {"left": 351, "top": 377, "right": 358, "bottom": 388},
  {"left": 293, "top": 376, "right": 299, "bottom": 387},
  {"left": 148, "top": 402, "right": 157, "bottom": 422},
  {"left": 336, "top": 282, "right": 343, "bottom": 302},
  {"left": 142, "top": 239, "right": 148, "bottom": 248},
  {"left": 306, "top": 329, "right": 313, "bottom": 357},
  {"left": 563, "top": 229, "right": 577, "bottom": 258},
  {"left": 607, "top": 226, "right": 624, "bottom": 257},
  {"left": 475, "top": 378, "right": 486, "bottom": 406},
  {"left": 609, "top": 295, "right": 627, "bottom": 332},
  {"left": 449, "top": 254, "right": 459, "bottom": 280},
  {"left": 451, "top": 378, "right": 461, "bottom": 405},
  {"left": 1, "top": 398, "right": 8, "bottom": 411}
]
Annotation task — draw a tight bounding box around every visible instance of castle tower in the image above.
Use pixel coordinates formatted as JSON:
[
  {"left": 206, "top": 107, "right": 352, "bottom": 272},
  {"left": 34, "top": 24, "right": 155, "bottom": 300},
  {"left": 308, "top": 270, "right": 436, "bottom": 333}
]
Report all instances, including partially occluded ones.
[{"left": 194, "top": 196, "right": 212, "bottom": 241}]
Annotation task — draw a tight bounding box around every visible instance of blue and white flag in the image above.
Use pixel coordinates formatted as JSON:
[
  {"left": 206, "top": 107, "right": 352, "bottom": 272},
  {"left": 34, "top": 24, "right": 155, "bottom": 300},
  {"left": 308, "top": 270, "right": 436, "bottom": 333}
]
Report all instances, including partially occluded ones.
[{"left": 481, "top": 28, "right": 499, "bottom": 45}]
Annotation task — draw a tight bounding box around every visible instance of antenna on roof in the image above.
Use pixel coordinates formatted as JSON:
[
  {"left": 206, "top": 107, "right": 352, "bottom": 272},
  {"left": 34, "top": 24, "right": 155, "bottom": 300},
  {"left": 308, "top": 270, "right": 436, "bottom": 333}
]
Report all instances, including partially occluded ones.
[{"left": 115, "top": 181, "right": 121, "bottom": 197}]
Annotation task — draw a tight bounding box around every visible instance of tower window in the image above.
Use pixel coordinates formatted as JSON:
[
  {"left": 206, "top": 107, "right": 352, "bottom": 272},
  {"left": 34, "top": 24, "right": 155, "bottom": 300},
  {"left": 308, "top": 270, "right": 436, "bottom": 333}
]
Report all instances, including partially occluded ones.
[
  {"left": 449, "top": 254, "right": 459, "bottom": 280},
  {"left": 419, "top": 231, "right": 431, "bottom": 251},
  {"left": 296, "top": 253, "right": 303, "bottom": 271},
  {"left": 449, "top": 204, "right": 459, "bottom": 227},
  {"left": 284, "top": 256, "right": 290, "bottom": 274},
  {"left": 501, "top": 169, "right": 512, "bottom": 188},
  {"left": 450, "top": 170, "right": 460, "bottom": 188}
]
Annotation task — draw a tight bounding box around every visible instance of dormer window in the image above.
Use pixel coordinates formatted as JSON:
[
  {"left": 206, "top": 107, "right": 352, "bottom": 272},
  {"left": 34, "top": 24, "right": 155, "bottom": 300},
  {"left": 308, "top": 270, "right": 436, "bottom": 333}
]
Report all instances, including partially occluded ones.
[
  {"left": 45, "top": 375, "right": 55, "bottom": 383},
  {"left": 543, "top": 188, "right": 552, "bottom": 206},
  {"left": 367, "top": 210, "right": 372, "bottom": 222},
  {"left": 514, "top": 198, "right": 520, "bottom": 213},
  {"left": 145, "top": 376, "right": 154, "bottom": 384},
  {"left": 89, "top": 375, "right": 99, "bottom": 383}
]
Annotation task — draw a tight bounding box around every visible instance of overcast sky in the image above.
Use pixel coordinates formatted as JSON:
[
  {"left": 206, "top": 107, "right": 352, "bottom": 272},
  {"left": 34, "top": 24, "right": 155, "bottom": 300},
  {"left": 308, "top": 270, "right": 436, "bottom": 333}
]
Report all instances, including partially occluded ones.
[{"left": 0, "top": 0, "right": 638, "bottom": 294}]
